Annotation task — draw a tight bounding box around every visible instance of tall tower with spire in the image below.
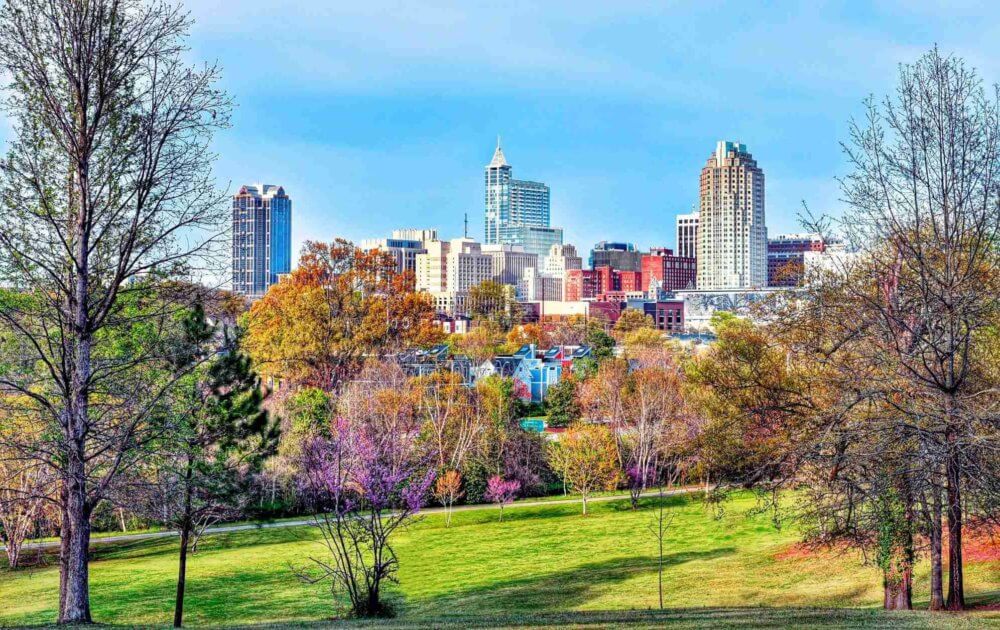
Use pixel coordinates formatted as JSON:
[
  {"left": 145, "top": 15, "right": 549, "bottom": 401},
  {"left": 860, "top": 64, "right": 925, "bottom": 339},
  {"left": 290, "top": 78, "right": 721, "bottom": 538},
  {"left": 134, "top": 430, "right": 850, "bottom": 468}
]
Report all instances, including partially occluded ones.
[
  {"left": 483, "top": 137, "right": 551, "bottom": 246},
  {"left": 484, "top": 137, "right": 512, "bottom": 244}
]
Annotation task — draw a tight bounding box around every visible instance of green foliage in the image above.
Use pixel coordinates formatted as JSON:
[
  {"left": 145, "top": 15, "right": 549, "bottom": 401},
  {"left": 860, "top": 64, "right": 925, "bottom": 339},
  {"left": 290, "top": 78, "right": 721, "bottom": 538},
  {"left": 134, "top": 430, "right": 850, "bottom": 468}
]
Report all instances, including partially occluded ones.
[
  {"left": 544, "top": 376, "right": 580, "bottom": 428},
  {"left": 586, "top": 328, "right": 615, "bottom": 362},
  {"left": 460, "top": 459, "right": 489, "bottom": 504},
  {"left": 284, "top": 387, "right": 333, "bottom": 439}
]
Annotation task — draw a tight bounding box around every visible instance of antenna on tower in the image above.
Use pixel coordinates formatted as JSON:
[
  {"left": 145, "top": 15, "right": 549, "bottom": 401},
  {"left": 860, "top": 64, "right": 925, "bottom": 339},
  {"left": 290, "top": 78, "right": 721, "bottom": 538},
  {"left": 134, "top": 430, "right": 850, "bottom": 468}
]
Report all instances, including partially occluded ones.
[{"left": 464, "top": 213, "right": 468, "bottom": 238}]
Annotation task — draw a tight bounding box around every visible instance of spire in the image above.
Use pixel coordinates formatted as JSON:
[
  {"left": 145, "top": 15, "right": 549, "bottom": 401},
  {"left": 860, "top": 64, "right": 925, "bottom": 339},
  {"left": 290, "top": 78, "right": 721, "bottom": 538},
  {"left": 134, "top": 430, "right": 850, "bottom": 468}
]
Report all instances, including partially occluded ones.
[{"left": 488, "top": 135, "right": 508, "bottom": 168}]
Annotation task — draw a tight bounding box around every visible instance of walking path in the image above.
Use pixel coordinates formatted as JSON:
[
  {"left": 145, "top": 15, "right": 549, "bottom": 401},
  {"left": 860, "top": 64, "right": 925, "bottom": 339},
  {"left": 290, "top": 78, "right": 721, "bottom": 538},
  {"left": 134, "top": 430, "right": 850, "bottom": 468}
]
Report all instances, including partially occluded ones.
[{"left": 11, "top": 487, "right": 698, "bottom": 552}]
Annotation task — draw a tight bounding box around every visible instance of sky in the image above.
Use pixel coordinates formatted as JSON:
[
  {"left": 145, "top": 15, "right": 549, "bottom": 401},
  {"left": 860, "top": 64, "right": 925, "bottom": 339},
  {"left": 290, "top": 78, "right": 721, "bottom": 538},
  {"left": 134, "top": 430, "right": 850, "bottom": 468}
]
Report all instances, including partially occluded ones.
[{"left": 6, "top": 1, "right": 999, "bottom": 259}]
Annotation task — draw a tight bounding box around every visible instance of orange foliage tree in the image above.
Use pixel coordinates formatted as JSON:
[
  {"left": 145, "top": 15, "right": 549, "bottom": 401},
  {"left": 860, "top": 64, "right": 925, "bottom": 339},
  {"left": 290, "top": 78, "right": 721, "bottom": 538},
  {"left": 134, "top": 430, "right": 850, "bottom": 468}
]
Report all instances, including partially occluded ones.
[{"left": 242, "top": 240, "right": 443, "bottom": 389}]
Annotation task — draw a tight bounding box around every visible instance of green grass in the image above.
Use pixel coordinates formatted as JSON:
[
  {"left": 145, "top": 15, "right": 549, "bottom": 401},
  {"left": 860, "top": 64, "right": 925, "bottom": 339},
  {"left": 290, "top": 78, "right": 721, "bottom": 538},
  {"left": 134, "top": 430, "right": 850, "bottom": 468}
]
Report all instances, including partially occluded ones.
[{"left": 1, "top": 493, "right": 998, "bottom": 628}]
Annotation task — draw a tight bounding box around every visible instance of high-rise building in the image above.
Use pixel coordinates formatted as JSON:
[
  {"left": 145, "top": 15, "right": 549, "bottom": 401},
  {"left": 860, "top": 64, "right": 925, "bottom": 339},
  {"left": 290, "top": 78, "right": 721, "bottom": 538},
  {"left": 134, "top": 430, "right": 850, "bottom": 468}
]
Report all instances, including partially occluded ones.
[
  {"left": 232, "top": 183, "right": 291, "bottom": 299},
  {"left": 503, "top": 225, "right": 563, "bottom": 258},
  {"left": 696, "top": 141, "right": 767, "bottom": 290},
  {"left": 589, "top": 241, "right": 642, "bottom": 271},
  {"left": 484, "top": 138, "right": 551, "bottom": 245},
  {"left": 543, "top": 243, "right": 583, "bottom": 278},
  {"left": 416, "top": 238, "right": 494, "bottom": 315},
  {"left": 641, "top": 248, "right": 696, "bottom": 292},
  {"left": 676, "top": 211, "right": 699, "bottom": 260},
  {"left": 518, "top": 267, "right": 563, "bottom": 302},
  {"left": 446, "top": 238, "right": 493, "bottom": 294},
  {"left": 767, "top": 233, "right": 824, "bottom": 287},
  {"left": 482, "top": 243, "right": 538, "bottom": 286},
  {"left": 361, "top": 229, "right": 438, "bottom": 276}
]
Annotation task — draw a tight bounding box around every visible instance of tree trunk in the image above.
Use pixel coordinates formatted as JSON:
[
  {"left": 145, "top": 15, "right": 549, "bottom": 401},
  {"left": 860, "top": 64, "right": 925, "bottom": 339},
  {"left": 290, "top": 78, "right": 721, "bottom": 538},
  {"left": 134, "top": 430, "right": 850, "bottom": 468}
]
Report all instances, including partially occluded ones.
[
  {"left": 582, "top": 493, "right": 588, "bottom": 516},
  {"left": 174, "top": 526, "right": 190, "bottom": 628},
  {"left": 175, "top": 459, "right": 194, "bottom": 628},
  {"left": 945, "top": 448, "right": 964, "bottom": 610},
  {"left": 928, "top": 486, "right": 945, "bottom": 611},
  {"left": 59, "top": 446, "right": 92, "bottom": 624},
  {"left": 883, "top": 568, "right": 912, "bottom": 610}
]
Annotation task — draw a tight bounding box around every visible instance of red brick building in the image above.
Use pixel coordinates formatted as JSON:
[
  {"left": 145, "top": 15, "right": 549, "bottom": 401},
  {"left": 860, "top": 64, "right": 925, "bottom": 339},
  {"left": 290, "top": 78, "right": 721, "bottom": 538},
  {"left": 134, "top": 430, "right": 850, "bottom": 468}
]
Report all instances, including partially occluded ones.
[
  {"left": 767, "top": 234, "right": 825, "bottom": 287},
  {"left": 565, "top": 267, "right": 644, "bottom": 301},
  {"left": 641, "top": 248, "right": 696, "bottom": 292},
  {"left": 642, "top": 300, "right": 685, "bottom": 332}
]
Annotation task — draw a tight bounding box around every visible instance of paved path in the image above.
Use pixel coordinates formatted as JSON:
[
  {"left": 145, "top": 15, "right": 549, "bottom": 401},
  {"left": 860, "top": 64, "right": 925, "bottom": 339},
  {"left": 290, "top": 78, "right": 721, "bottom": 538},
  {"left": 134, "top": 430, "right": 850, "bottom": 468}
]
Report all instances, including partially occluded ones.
[{"left": 11, "top": 487, "right": 698, "bottom": 552}]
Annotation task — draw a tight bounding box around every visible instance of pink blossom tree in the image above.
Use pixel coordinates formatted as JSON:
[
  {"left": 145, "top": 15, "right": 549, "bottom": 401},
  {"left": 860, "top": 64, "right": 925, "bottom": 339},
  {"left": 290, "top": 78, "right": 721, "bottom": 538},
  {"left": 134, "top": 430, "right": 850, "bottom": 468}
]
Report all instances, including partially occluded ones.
[
  {"left": 484, "top": 475, "right": 520, "bottom": 522},
  {"left": 297, "top": 418, "right": 434, "bottom": 618}
]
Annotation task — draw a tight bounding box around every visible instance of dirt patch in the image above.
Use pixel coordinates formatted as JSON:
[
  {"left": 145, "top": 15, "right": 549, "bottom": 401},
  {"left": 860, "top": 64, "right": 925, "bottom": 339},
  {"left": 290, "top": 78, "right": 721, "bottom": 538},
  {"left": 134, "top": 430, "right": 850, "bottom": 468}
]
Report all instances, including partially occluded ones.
[
  {"left": 773, "top": 524, "right": 1000, "bottom": 564},
  {"left": 960, "top": 527, "right": 1000, "bottom": 564}
]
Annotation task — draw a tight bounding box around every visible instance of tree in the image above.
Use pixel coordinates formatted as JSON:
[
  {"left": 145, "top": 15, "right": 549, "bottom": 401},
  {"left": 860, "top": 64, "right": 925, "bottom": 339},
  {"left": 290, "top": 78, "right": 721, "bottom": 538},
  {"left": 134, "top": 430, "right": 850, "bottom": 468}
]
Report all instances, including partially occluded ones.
[
  {"left": 297, "top": 417, "right": 434, "bottom": 618},
  {"left": 484, "top": 475, "right": 520, "bottom": 522},
  {"left": 586, "top": 327, "right": 616, "bottom": 362},
  {"left": 456, "top": 320, "right": 507, "bottom": 364},
  {"left": 416, "top": 370, "right": 479, "bottom": 473},
  {"left": 622, "top": 328, "right": 667, "bottom": 354},
  {"left": 0, "top": 1, "right": 231, "bottom": 619},
  {"left": 548, "top": 424, "right": 620, "bottom": 515},
  {"left": 433, "top": 470, "right": 463, "bottom": 527},
  {"left": 506, "top": 323, "right": 548, "bottom": 351},
  {"left": 613, "top": 309, "right": 654, "bottom": 337},
  {"left": 468, "top": 280, "right": 521, "bottom": 331},
  {"left": 416, "top": 370, "right": 481, "bottom": 524},
  {"left": 141, "top": 308, "right": 279, "bottom": 627},
  {"left": 243, "top": 241, "right": 439, "bottom": 389},
  {"left": 623, "top": 359, "right": 688, "bottom": 508},
  {"left": 579, "top": 359, "right": 630, "bottom": 467},
  {"left": 0, "top": 446, "right": 52, "bottom": 569},
  {"left": 648, "top": 485, "right": 674, "bottom": 610},
  {"left": 544, "top": 375, "right": 581, "bottom": 428},
  {"left": 686, "top": 284, "right": 931, "bottom": 610},
  {"left": 834, "top": 47, "right": 1000, "bottom": 610}
]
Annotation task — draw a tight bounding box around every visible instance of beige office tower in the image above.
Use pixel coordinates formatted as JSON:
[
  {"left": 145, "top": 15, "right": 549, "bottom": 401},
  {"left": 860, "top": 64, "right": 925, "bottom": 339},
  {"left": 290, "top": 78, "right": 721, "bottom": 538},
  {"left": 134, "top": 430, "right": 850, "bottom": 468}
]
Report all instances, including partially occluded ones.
[{"left": 696, "top": 141, "right": 767, "bottom": 290}]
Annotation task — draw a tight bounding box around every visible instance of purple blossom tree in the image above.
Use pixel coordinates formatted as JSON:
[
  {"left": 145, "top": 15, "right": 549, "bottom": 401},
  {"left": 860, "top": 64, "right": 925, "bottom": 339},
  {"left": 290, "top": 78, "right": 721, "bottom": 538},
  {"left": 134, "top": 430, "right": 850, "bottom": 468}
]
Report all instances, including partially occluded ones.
[
  {"left": 484, "top": 475, "right": 520, "bottom": 522},
  {"left": 297, "top": 418, "right": 434, "bottom": 618}
]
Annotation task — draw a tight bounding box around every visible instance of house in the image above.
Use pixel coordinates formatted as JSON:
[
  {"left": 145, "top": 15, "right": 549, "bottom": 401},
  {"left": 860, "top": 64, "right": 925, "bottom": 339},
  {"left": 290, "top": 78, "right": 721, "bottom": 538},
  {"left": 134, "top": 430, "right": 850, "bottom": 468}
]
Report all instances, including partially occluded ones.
[{"left": 513, "top": 355, "right": 562, "bottom": 402}]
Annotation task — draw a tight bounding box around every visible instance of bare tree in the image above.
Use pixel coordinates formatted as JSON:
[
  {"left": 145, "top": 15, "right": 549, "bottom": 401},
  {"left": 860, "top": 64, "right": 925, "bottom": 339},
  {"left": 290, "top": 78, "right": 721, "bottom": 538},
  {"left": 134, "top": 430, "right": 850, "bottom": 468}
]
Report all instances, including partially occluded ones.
[
  {"left": 0, "top": 455, "right": 53, "bottom": 569},
  {"left": 647, "top": 483, "right": 674, "bottom": 610},
  {"left": 0, "top": 0, "right": 230, "bottom": 622},
  {"left": 839, "top": 47, "right": 1000, "bottom": 610}
]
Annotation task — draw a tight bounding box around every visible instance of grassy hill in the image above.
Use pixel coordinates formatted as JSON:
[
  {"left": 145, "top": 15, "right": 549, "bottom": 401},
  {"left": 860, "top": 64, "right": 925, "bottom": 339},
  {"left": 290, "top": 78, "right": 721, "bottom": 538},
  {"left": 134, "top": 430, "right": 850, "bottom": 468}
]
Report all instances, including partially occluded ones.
[{"left": 1, "top": 492, "right": 998, "bottom": 628}]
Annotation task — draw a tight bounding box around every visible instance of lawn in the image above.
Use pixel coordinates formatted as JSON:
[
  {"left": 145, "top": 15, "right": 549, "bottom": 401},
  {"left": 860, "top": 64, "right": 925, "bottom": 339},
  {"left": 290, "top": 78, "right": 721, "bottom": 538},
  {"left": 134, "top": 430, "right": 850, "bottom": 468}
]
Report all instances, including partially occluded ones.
[{"left": 1, "top": 493, "right": 998, "bottom": 628}]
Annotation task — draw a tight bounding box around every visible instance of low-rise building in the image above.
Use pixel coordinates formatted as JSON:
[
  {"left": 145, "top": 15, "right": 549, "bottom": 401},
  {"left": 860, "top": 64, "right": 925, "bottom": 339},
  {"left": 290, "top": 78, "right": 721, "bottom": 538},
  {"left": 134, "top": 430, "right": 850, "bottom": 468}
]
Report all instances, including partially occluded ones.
[{"left": 641, "top": 248, "right": 696, "bottom": 292}]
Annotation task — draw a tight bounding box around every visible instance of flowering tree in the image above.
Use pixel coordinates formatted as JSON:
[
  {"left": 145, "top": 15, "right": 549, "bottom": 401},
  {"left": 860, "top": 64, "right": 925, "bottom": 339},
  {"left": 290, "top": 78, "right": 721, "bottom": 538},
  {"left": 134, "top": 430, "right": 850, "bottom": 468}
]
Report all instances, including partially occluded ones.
[
  {"left": 298, "top": 418, "right": 434, "bottom": 618},
  {"left": 484, "top": 475, "right": 520, "bottom": 522}
]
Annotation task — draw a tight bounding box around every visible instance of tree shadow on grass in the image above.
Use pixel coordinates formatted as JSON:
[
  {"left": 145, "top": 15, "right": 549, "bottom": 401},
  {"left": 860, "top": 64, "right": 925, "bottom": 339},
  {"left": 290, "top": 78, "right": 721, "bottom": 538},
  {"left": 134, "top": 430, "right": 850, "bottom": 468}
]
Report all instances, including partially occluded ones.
[
  {"left": 606, "top": 493, "right": 694, "bottom": 514},
  {"left": 408, "top": 549, "right": 735, "bottom": 616}
]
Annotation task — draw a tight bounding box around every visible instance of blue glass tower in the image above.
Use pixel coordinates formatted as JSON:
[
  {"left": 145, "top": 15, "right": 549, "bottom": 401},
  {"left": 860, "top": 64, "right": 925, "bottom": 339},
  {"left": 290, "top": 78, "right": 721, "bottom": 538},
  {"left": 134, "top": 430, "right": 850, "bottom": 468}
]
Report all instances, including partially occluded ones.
[
  {"left": 232, "top": 183, "right": 292, "bottom": 298},
  {"left": 484, "top": 138, "right": 550, "bottom": 245}
]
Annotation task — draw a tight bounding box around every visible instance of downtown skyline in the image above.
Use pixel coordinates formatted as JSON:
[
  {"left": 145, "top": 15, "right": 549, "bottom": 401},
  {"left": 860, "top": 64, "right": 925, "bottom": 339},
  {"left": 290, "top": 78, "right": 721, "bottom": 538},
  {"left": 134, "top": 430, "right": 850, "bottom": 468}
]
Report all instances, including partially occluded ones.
[{"left": 5, "top": 2, "right": 994, "bottom": 260}]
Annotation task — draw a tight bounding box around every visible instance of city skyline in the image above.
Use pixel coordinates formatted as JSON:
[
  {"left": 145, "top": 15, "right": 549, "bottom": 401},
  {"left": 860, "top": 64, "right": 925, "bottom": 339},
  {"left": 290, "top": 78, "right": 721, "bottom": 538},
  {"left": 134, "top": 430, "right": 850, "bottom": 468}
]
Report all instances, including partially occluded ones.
[
  {"left": 2, "top": 3, "right": 992, "bottom": 260},
  {"left": 164, "top": 2, "right": 997, "bottom": 260}
]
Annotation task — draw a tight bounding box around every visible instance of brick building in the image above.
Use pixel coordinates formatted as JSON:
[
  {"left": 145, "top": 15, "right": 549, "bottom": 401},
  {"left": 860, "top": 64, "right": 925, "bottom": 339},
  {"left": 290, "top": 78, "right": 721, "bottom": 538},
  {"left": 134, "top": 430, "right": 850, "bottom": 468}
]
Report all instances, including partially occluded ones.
[{"left": 641, "top": 248, "right": 696, "bottom": 292}]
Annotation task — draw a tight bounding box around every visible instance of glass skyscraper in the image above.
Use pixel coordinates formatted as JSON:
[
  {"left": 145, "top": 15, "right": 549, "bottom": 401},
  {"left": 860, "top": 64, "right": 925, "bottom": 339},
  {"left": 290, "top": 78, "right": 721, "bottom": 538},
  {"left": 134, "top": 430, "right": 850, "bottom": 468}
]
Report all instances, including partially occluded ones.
[
  {"left": 504, "top": 225, "right": 564, "bottom": 258},
  {"left": 484, "top": 139, "right": 551, "bottom": 245},
  {"left": 232, "top": 183, "right": 292, "bottom": 299}
]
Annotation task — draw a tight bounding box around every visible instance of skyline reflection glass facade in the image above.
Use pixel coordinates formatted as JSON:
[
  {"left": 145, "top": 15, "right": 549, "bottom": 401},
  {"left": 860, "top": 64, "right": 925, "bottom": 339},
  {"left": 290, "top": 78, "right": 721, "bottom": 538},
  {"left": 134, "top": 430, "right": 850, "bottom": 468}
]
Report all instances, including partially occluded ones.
[{"left": 232, "top": 183, "right": 292, "bottom": 299}]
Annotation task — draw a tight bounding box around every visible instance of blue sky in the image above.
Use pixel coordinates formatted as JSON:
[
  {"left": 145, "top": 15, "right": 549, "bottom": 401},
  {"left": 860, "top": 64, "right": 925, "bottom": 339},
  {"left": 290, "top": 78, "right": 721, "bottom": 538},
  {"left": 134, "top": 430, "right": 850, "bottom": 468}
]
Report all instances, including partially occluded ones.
[{"left": 7, "top": 2, "right": 999, "bottom": 259}]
